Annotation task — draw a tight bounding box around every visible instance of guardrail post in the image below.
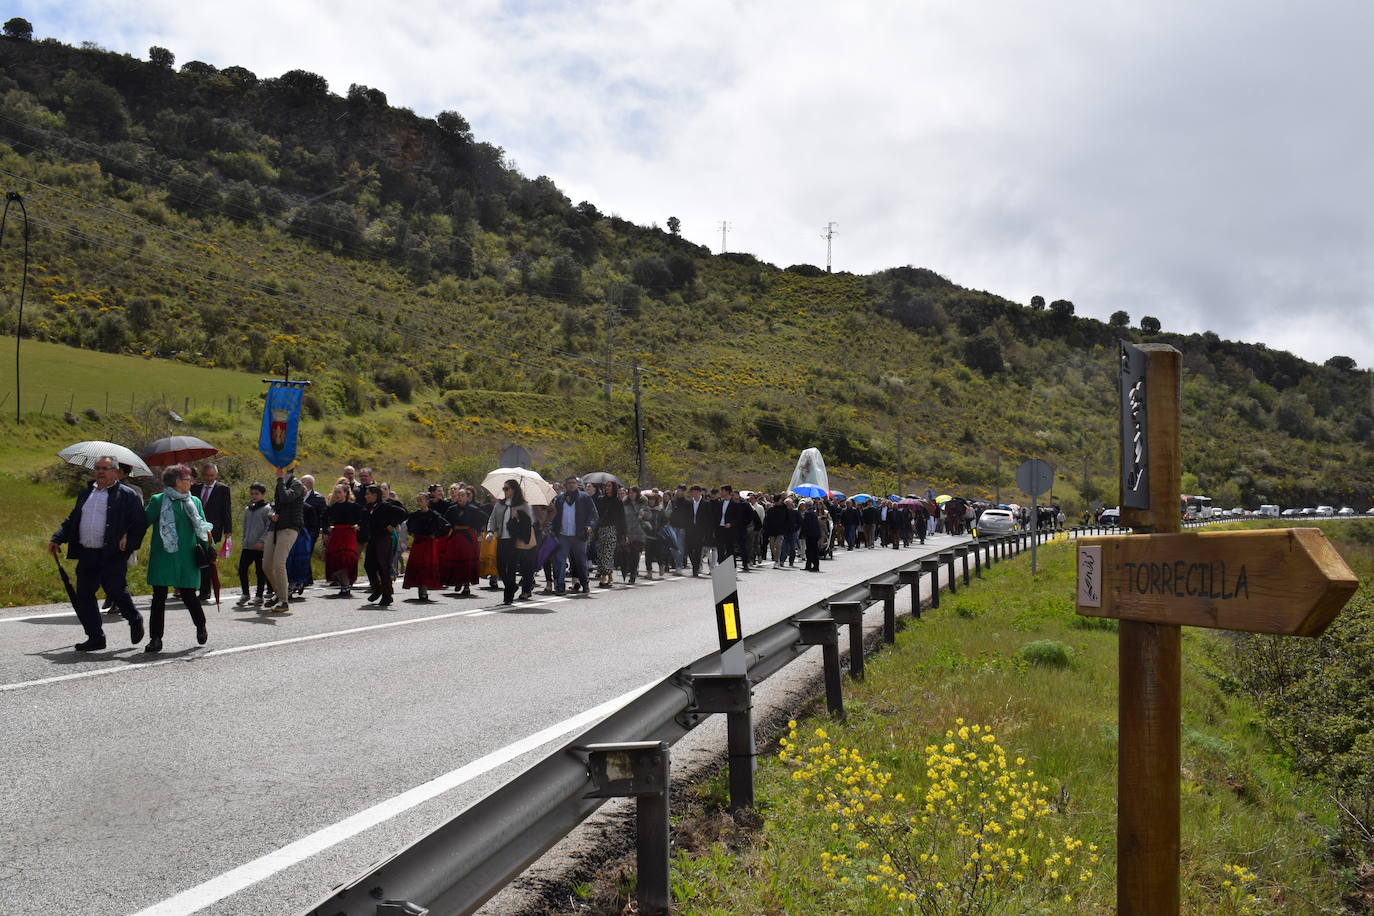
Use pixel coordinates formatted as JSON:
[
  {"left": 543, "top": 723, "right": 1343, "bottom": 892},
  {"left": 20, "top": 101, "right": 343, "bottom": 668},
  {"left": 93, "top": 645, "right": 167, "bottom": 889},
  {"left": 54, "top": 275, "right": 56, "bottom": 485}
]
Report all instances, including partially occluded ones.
[
  {"left": 584, "top": 741, "right": 671, "bottom": 916},
  {"left": 689, "top": 674, "right": 755, "bottom": 812},
  {"left": 920, "top": 558, "right": 941, "bottom": 610},
  {"left": 898, "top": 566, "right": 923, "bottom": 617},
  {"left": 828, "top": 602, "right": 866, "bottom": 681},
  {"left": 870, "top": 582, "right": 898, "bottom": 643},
  {"left": 972, "top": 541, "right": 983, "bottom": 578},
  {"left": 940, "top": 551, "right": 957, "bottom": 593},
  {"left": 955, "top": 546, "right": 971, "bottom": 587},
  {"left": 798, "top": 618, "right": 844, "bottom": 718}
]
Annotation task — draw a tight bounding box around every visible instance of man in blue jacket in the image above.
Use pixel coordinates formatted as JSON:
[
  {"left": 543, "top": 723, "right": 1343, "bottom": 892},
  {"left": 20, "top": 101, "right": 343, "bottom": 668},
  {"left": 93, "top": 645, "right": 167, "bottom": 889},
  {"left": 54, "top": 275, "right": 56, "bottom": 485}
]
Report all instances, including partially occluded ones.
[
  {"left": 49, "top": 456, "right": 149, "bottom": 651},
  {"left": 549, "top": 476, "right": 599, "bottom": 596}
]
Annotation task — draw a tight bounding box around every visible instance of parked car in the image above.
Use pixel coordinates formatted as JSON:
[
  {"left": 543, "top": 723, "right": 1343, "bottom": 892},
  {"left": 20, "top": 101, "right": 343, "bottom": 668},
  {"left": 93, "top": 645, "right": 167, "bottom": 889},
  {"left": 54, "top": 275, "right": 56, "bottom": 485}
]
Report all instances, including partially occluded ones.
[
  {"left": 1281, "top": 508, "right": 1298, "bottom": 517},
  {"left": 1258, "top": 505, "right": 1280, "bottom": 518},
  {"left": 974, "top": 509, "right": 1017, "bottom": 537},
  {"left": 1316, "top": 505, "right": 1334, "bottom": 517},
  {"left": 1338, "top": 507, "right": 1356, "bottom": 516},
  {"left": 1301, "top": 508, "right": 1317, "bottom": 516}
]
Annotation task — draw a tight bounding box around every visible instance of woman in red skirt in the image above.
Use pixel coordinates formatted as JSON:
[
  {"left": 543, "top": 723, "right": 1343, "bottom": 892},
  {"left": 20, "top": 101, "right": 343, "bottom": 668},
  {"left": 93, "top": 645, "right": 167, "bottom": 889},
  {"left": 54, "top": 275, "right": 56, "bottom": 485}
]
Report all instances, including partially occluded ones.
[
  {"left": 403, "top": 492, "right": 451, "bottom": 601},
  {"left": 443, "top": 486, "right": 486, "bottom": 597},
  {"left": 323, "top": 483, "right": 365, "bottom": 597}
]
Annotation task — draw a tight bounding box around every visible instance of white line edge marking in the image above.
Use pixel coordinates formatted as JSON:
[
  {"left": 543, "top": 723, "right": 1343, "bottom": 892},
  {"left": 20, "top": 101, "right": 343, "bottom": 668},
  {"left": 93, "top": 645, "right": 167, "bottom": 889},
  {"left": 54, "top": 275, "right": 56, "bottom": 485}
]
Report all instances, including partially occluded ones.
[
  {"left": 1, "top": 605, "right": 513, "bottom": 693},
  {"left": 127, "top": 679, "right": 658, "bottom": 916}
]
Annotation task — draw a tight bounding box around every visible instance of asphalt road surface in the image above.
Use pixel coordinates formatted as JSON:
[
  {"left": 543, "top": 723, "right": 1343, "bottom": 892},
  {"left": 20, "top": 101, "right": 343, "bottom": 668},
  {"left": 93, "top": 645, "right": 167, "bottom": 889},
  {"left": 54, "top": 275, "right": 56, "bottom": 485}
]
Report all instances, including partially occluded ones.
[{"left": 1, "top": 534, "right": 969, "bottom": 916}]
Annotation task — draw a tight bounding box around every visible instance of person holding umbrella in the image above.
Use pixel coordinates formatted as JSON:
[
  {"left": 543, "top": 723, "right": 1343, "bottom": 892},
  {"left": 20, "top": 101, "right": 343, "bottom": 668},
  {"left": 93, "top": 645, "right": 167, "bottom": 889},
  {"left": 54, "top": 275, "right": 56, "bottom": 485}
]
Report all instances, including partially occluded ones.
[
  {"left": 48, "top": 455, "right": 149, "bottom": 651},
  {"left": 191, "top": 462, "right": 231, "bottom": 603},
  {"left": 143, "top": 464, "right": 214, "bottom": 652}
]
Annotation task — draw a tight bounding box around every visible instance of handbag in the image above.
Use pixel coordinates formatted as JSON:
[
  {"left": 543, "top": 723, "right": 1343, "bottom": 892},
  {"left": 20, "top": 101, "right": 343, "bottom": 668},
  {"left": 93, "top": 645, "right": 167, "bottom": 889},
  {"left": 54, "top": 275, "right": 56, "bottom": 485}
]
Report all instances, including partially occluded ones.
[
  {"left": 478, "top": 534, "right": 498, "bottom": 578},
  {"left": 218, "top": 535, "right": 233, "bottom": 559},
  {"left": 194, "top": 540, "right": 214, "bottom": 569}
]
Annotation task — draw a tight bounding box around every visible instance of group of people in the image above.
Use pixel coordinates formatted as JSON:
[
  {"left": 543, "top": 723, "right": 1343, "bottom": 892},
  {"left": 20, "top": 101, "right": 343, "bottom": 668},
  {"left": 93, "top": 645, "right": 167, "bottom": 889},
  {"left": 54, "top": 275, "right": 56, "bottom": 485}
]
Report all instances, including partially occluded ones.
[{"left": 49, "top": 457, "right": 1000, "bottom": 652}]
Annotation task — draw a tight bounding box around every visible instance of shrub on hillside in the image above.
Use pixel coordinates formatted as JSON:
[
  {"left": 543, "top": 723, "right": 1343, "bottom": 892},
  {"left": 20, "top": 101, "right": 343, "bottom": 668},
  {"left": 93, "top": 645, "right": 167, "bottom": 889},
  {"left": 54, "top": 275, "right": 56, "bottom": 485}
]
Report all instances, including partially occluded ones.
[
  {"left": 182, "top": 407, "right": 235, "bottom": 431},
  {"left": 1018, "top": 639, "right": 1074, "bottom": 668}
]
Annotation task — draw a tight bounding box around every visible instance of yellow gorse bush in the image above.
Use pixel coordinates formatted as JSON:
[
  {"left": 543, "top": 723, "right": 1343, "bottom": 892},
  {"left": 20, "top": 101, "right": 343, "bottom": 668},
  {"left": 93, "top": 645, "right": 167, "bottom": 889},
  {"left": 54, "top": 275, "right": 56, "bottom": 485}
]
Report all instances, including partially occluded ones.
[{"left": 778, "top": 717, "right": 1097, "bottom": 915}]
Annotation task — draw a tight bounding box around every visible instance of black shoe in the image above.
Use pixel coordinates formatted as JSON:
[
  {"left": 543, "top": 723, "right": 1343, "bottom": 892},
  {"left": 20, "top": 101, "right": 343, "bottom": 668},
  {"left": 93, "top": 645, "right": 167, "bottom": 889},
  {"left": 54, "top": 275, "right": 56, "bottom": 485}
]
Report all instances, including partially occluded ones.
[
  {"left": 378, "top": 595, "right": 392, "bottom": 607},
  {"left": 368, "top": 591, "right": 381, "bottom": 603},
  {"left": 129, "top": 616, "right": 144, "bottom": 645},
  {"left": 144, "top": 640, "right": 162, "bottom": 654},
  {"left": 75, "top": 636, "right": 106, "bottom": 652},
  {"left": 554, "top": 588, "right": 567, "bottom": 595},
  {"left": 196, "top": 626, "right": 208, "bottom": 645}
]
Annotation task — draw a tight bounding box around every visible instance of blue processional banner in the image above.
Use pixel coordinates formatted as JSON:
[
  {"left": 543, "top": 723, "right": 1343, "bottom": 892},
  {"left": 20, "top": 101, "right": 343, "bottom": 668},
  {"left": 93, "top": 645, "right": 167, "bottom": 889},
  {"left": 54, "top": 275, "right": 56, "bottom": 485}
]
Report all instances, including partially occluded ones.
[{"left": 259, "top": 380, "right": 307, "bottom": 468}]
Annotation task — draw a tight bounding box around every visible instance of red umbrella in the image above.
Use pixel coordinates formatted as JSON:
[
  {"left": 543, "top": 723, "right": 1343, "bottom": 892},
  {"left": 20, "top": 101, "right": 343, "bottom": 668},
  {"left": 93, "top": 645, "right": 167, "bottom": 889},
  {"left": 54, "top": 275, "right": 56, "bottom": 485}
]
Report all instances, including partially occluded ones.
[{"left": 140, "top": 436, "right": 218, "bottom": 467}]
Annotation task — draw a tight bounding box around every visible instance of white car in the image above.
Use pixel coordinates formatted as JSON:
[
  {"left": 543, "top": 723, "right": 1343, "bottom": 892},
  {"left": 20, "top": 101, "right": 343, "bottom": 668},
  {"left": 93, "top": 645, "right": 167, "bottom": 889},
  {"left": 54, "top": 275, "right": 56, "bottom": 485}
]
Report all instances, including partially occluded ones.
[
  {"left": 1338, "top": 507, "right": 1356, "bottom": 516},
  {"left": 1281, "top": 509, "right": 1298, "bottom": 517}
]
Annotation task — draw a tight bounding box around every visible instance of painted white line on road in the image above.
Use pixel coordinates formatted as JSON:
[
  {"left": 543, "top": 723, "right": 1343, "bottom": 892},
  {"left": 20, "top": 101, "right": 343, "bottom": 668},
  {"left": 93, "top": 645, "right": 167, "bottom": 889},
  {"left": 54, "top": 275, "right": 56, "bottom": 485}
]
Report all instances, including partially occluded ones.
[
  {"left": 0, "top": 610, "right": 70, "bottom": 622},
  {"left": 0, "top": 603, "right": 519, "bottom": 693},
  {"left": 127, "top": 678, "right": 658, "bottom": 916}
]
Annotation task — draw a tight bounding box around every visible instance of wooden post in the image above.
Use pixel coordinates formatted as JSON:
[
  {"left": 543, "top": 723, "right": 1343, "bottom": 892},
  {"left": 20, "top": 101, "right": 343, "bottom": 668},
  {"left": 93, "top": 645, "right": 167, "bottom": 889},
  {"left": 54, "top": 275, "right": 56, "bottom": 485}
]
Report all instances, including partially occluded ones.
[{"left": 1117, "top": 344, "right": 1182, "bottom": 915}]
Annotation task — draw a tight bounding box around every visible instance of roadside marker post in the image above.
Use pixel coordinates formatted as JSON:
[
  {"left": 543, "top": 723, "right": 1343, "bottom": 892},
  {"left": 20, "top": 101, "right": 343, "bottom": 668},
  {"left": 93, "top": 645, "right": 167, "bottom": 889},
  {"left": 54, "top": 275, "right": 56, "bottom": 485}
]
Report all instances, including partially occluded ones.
[
  {"left": 710, "top": 562, "right": 756, "bottom": 810},
  {"left": 1080, "top": 343, "right": 1357, "bottom": 914}
]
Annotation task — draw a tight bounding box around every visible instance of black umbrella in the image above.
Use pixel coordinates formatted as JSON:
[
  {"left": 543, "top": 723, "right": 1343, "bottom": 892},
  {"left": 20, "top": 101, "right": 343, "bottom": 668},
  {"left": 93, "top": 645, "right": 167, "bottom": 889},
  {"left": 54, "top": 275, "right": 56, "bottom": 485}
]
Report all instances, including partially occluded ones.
[{"left": 52, "top": 552, "right": 78, "bottom": 606}]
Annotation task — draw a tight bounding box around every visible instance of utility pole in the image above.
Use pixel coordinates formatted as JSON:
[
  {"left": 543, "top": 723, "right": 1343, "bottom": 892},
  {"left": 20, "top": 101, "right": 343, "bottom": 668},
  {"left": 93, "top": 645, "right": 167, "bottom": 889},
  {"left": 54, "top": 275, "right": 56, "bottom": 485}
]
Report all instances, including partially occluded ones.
[
  {"left": 633, "top": 364, "right": 646, "bottom": 485},
  {"left": 604, "top": 287, "right": 616, "bottom": 400},
  {"left": 719, "top": 221, "right": 731, "bottom": 254},
  {"left": 821, "top": 221, "right": 837, "bottom": 273},
  {"left": 895, "top": 426, "right": 903, "bottom": 497}
]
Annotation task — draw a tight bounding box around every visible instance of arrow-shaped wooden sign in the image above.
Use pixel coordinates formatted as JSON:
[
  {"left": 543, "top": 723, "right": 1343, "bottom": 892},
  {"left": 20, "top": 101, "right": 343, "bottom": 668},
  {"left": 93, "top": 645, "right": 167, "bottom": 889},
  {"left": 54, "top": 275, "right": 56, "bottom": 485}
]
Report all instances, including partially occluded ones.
[{"left": 1077, "top": 527, "right": 1357, "bottom": 636}]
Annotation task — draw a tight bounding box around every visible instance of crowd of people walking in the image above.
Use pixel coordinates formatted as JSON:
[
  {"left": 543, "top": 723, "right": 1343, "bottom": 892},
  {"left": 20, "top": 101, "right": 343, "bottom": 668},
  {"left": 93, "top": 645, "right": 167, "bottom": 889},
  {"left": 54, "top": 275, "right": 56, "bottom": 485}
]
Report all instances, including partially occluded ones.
[{"left": 49, "top": 457, "right": 1052, "bottom": 653}]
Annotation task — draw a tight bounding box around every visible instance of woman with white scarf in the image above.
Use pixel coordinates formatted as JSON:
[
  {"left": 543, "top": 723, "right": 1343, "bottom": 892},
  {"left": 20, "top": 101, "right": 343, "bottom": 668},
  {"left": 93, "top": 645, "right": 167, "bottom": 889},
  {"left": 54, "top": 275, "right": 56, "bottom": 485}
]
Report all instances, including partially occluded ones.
[{"left": 143, "top": 464, "right": 214, "bottom": 653}]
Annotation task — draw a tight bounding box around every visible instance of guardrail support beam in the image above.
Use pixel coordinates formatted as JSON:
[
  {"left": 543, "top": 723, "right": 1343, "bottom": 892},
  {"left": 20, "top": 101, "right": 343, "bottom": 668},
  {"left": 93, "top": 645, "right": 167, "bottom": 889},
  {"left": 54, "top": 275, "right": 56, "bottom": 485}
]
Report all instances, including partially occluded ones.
[
  {"left": 689, "top": 674, "right": 755, "bottom": 813},
  {"left": 584, "top": 741, "right": 671, "bottom": 916},
  {"left": 798, "top": 618, "right": 844, "bottom": 719},
  {"left": 828, "top": 603, "right": 866, "bottom": 680},
  {"left": 920, "top": 558, "right": 941, "bottom": 610}
]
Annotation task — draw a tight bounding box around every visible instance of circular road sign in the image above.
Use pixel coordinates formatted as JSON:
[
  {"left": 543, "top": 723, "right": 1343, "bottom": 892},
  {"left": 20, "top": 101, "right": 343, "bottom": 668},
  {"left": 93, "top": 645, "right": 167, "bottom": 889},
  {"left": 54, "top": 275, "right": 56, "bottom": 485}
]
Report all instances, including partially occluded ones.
[{"left": 1016, "top": 458, "right": 1054, "bottom": 497}]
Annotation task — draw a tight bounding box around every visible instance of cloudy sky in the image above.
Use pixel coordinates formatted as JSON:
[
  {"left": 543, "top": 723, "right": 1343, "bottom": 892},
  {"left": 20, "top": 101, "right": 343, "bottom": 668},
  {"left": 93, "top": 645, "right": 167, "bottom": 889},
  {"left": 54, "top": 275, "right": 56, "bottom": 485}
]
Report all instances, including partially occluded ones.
[{"left": 27, "top": 0, "right": 1374, "bottom": 366}]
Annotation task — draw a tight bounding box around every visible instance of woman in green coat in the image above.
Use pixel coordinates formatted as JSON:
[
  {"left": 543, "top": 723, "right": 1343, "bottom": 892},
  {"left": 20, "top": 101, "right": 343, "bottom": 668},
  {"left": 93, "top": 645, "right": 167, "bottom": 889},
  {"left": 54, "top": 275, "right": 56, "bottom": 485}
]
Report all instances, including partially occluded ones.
[{"left": 144, "top": 464, "right": 214, "bottom": 653}]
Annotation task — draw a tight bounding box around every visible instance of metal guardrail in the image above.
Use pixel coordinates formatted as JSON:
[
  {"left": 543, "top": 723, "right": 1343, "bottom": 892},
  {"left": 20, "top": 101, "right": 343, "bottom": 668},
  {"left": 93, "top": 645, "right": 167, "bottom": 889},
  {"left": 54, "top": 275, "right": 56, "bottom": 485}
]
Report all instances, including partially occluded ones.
[{"left": 301, "top": 532, "right": 1054, "bottom": 916}]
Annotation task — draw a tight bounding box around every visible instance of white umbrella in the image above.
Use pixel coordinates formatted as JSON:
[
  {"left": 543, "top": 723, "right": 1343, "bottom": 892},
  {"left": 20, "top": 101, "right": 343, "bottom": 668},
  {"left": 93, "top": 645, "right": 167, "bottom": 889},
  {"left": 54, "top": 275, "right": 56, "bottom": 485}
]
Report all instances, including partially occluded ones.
[
  {"left": 58, "top": 440, "right": 154, "bottom": 478},
  {"left": 481, "top": 467, "right": 556, "bottom": 505}
]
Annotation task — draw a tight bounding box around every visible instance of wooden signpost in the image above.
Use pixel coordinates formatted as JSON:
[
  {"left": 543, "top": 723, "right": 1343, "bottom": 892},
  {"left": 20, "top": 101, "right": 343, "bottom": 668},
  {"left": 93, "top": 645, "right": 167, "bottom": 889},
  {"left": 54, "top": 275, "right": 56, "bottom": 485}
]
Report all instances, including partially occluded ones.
[{"left": 1077, "top": 342, "right": 1358, "bottom": 914}]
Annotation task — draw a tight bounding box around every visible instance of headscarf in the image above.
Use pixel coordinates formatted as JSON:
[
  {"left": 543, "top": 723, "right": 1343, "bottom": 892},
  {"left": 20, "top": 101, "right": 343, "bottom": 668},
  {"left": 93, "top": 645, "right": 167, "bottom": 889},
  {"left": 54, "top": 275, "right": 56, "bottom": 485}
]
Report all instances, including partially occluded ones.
[{"left": 160, "top": 487, "right": 213, "bottom": 553}]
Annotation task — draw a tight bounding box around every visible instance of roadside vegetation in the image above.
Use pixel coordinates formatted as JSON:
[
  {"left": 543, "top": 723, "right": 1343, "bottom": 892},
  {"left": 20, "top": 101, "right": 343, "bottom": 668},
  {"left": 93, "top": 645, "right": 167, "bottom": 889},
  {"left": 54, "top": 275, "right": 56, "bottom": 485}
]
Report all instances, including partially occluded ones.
[{"left": 553, "top": 526, "right": 1369, "bottom": 914}]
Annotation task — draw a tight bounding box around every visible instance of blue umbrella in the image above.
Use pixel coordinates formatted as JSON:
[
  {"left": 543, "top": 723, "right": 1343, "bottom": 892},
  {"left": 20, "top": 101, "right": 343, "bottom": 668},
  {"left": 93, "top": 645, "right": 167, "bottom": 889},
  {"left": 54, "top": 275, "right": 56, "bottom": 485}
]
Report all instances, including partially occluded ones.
[
  {"left": 792, "top": 484, "right": 828, "bottom": 498},
  {"left": 830, "top": 490, "right": 846, "bottom": 499},
  {"left": 887, "top": 494, "right": 901, "bottom": 502},
  {"left": 852, "top": 493, "right": 875, "bottom": 504}
]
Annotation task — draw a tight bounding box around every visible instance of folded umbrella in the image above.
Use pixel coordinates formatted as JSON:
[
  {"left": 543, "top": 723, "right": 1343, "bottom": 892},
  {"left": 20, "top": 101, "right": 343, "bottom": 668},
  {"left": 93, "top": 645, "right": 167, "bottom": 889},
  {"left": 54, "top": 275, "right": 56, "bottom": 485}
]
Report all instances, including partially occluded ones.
[
  {"left": 52, "top": 552, "right": 78, "bottom": 606},
  {"left": 58, "top": 440, "right": 153, "bottom": 477},
  {"left": 140, "top": 435, "right": 218, "bottom": 467}
]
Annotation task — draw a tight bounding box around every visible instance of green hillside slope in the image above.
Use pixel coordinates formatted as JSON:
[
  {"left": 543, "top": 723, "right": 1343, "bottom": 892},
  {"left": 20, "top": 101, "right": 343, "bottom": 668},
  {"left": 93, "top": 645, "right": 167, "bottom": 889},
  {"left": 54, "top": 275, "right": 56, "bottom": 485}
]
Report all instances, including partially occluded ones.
[{"left": 0, "top": 29, "right": 1369, "bottom": 510}]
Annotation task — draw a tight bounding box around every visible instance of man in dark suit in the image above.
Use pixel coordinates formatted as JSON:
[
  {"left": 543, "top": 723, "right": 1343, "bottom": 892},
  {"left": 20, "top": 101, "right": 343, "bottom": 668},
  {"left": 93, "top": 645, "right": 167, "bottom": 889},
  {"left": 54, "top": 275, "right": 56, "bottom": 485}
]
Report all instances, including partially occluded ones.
[
  {"left": 192, "top": 462, "right": 232, "bottom": 601},
  {"left": 49, "top": 456, "right": 149, "bottom": 651},
  {"left": 681, "top": 485, "right": 713, "bottom": 576},
  {"left": 715, "top": 485, "right": 760, "bottom": 571}
]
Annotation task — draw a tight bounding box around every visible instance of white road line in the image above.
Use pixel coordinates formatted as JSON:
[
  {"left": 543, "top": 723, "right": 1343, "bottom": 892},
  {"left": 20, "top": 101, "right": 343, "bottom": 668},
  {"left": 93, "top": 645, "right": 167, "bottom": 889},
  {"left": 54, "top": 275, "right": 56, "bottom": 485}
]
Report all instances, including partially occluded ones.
[
  {"left": 0, "top": 610, "right": 70, "bottom": 622},
  {"left": 0, "top": 604, "right": 515, "bottom": 693},
  {"left": 127, "top": 679, "right": 658, "bottom": 916}
]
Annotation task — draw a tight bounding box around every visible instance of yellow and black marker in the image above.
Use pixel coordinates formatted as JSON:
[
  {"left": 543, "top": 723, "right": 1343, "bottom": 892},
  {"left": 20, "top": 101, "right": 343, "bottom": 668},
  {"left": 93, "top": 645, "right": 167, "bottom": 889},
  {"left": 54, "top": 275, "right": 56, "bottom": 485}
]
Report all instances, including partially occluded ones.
[{"left": 712, "top": 563, "right": 746, "bottom": 675}]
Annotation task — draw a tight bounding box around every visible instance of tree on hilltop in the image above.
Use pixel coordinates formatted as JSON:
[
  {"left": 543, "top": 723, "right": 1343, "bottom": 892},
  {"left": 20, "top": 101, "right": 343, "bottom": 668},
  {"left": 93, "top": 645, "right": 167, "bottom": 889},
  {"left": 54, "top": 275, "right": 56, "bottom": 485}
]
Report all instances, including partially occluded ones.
[
  {"left": 667, "top": 216, "right": 680, "bottom": 236},
  {"left": 1325, "top": 355, "right": 1357, "bottom": 370},
  {"left": 1049, "top": 299, "right": 1074, "bottom": 318},
  {"left": 1029, "top": 295, "right": 1045, "bottom": 310},
  {"left": 149, "top": 46, "right": 174, "bottom": 69},
  {"left": 1109, "top": 310, "right": 1130, "bottom": 328},
  {"left": 4, "top": 17, "right": 32, "bottom": 40},
  {"left": 1140, "top": 315, "right": 1161, "bottom": 334}
]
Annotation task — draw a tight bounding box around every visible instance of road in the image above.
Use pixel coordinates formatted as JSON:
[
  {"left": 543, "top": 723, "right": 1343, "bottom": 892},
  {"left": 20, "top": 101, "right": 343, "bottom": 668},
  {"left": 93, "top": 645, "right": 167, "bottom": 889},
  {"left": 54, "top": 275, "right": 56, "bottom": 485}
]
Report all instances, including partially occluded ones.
[{"left": 0, "top": 534, "right": 969, "bottom": 916}]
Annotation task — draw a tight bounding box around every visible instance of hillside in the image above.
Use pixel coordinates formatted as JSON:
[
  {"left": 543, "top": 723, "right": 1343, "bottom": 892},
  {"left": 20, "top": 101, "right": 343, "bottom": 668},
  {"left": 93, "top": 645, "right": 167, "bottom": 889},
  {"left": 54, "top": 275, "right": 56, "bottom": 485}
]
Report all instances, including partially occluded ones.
[{"left": 0, "top": 26, "right": 1371, "bottom": 508}]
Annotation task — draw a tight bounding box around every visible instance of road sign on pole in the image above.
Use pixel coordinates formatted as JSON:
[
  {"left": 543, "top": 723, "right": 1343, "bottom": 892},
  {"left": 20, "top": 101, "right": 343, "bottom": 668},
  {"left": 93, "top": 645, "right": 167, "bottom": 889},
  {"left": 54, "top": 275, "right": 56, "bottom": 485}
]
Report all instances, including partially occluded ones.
[
  {"left": 1084, "top": 342, "right": 1357, "bottom": 915},
  {"left": 1017, "top": 459, "right": 1053, "bottom": 573}
]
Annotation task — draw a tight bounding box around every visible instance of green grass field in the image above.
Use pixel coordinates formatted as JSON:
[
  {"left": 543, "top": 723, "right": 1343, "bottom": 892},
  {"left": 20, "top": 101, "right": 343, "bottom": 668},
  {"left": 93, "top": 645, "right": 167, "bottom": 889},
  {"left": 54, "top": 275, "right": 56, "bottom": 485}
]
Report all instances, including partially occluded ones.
[
  {"left": 0, "top": 338, "right": 266, "bottom": 421},
  {"left": 610, "top": 535, "right": 1349, "bottom": 915}
]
